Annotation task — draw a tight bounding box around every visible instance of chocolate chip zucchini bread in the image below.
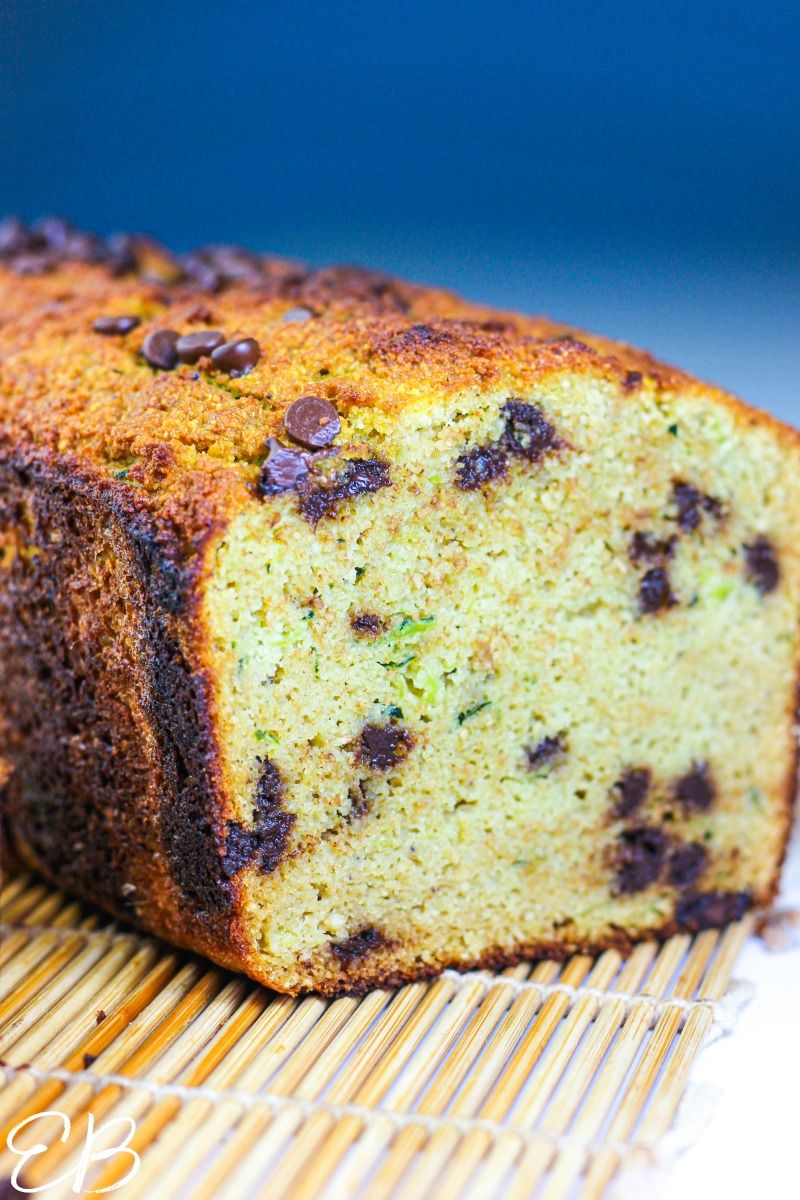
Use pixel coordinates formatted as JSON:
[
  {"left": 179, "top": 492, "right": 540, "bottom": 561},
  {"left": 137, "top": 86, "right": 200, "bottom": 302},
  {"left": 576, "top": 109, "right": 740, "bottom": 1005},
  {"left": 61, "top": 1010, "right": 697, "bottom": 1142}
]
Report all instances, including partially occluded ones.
[{"left": 1, "top": 218, "right": 799, "bottom": 995}]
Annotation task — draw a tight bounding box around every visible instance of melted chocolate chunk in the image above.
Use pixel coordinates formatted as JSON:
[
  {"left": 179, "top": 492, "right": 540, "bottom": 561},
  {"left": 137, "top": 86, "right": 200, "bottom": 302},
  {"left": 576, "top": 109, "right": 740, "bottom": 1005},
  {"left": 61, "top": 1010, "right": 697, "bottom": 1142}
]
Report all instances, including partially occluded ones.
[
  {"left": 299, "top": 457, "right": 391, "bottom": 525},
  {"left": 220, "top": 823, "right": 260, "bottom": 879},
  {"left": 258, "top": 438, "right": 309, "bottom": 494},
  {"left": 221, "top": 757, "right": 295, "bottom": 878},
  {"left": 210, "top": 337, "right": 261, "bottom": 377},
  {"left": 525, "top": 732, "right": 567, "bottom": 772},
  {"left": 672, "top": 481, "right": 723, "bottom": 532},
  {"left": 359, "top": 724, "right": 414, "bottom": 771},
  {"left": 502, "top": 400, "right": 560, "bottom": 461},
  {"left": 629, "top": 532, "right": 677, "bottom": 563},
  {"left": 674, "top": 763, "right": 715, "bottom": 812},
  {"left": 284, "top": 395, "right": 342, "bottom": 449},
  {"left": 744, "top": 536, "right": 780, "bottom": 594},
  {"left": 330, "top": 926, "right": 386, "bottom": 962},
  {"left": 175, "top": 329, "right": 225, "bottom": 363},
  {"left": 142, "top": 329, "right": 179, "bottom": 370},
  {"left": 614, "top": 825, "right": 669, "bottom": 894},
  {"left": 93, "top": 315, "right": 141, "bottom": 336},
  {"left": 639, "top": 567, "right": 677, "bottom": 614},
  {"left": 455, "top": 443, "right": 508, "bottom": 490},
  {"left": 351, "top": 613, "right": 385, "bottom": 636},
  {"left": 667, "top": 842, "right": 708, "bottom": 887},
  {"left": 623, "top": 370, "right": 643, "bottom": 391},
  {"left": 675, "top": 890, "right": 751, "bottom": 932},
  {"left": 455, "top": 399, "right": 560, "bottom": 490},
  {"left": 613, "top": 767, "right": 651, "bottom": 817}
]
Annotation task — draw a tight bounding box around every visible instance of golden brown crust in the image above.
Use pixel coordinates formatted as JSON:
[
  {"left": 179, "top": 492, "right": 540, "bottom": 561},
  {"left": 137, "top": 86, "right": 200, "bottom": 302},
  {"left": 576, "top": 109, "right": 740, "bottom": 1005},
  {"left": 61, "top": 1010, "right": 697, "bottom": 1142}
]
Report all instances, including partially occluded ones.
[{"left": 2, "top": 246, "right": 798, "bottom": 521}]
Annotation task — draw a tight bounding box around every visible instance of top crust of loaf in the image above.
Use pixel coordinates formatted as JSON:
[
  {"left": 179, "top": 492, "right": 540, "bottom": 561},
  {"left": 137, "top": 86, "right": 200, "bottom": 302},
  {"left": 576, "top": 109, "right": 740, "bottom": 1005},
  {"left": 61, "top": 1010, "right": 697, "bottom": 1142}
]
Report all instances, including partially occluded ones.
[{"left": 2, "top": 237, "right": 798, "bottom": 515}]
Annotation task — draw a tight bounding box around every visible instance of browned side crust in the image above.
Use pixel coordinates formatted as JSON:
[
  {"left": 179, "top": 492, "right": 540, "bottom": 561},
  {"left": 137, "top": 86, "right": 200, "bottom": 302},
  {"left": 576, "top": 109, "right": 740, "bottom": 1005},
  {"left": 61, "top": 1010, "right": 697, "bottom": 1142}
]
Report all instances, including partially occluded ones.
[{"left": 0, "top": 449, "right": 249, "bottom": 973}]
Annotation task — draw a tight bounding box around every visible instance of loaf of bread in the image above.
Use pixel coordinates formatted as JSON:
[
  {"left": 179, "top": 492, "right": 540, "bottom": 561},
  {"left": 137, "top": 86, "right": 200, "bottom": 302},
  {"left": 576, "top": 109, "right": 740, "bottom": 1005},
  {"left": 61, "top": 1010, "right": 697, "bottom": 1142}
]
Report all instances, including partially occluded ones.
[{"left": 1, "top": 218, "right": 798, "bottom": 994}]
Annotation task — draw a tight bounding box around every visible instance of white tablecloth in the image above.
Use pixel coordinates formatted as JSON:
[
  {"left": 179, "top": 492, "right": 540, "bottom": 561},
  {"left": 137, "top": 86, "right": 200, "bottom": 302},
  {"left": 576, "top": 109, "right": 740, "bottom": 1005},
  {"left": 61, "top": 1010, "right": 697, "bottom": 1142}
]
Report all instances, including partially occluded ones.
[{"left": 663, "top": 828, "right": 800, "bottom": 1200}]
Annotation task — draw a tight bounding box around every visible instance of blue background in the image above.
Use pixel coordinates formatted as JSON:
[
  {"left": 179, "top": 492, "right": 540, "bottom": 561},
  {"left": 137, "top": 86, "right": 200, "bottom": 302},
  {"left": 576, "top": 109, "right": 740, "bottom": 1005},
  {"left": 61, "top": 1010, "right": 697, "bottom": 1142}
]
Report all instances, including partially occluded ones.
[{"left": 1, "top": 1, "right": 798, "bottom": 422}]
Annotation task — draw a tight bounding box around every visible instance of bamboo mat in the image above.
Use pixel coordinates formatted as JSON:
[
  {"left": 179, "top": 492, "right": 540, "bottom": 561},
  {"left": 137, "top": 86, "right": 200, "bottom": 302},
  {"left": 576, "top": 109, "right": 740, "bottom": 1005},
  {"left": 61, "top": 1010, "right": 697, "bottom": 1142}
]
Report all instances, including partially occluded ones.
[{"left": 0, "top": 872, "right": 754, "bottom": 1199}]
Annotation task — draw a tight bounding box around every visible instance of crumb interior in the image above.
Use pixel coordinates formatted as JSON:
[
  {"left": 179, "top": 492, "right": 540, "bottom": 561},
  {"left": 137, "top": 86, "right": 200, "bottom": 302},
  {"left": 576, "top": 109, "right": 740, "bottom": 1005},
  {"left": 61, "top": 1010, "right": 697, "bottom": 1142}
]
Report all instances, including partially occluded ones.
[{"left": 203, "top": 371, "right": 800, "bottom": 990}]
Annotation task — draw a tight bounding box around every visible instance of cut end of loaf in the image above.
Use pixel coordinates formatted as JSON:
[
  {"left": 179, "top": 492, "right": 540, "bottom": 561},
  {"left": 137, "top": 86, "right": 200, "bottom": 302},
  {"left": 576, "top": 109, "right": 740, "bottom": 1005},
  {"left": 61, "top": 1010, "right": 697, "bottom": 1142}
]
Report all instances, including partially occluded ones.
[{"left": 201, "top": 368, "right": 800, "bottom": 993}]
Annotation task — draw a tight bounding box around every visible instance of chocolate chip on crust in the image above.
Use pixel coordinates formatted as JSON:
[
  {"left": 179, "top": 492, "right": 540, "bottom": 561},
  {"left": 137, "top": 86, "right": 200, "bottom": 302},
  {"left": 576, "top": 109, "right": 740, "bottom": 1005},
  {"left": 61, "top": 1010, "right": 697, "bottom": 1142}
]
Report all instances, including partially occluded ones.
[
  {"left": 614, "top": 825, "right": 669, "bottom": 894},
  {"left": 210, "top": 337, "right": 261, "bottom": 377},
  {"left": 284, "top": 395, "right": 342, "bottom": 449},
  {"left": 142, "top": 329, "right": 179, "bottom": 370},
  {"left": 93, "top": 315, "right": 141, "bottom": 336},
  {"left": 675, "top": 890, "right": 751, "bottom": 931},
  {"left": 674, "top": 763, "right": 715, "bottom": 812},
  {"left": 258, "top": 438, "right": 309, "bottom": 494},
  {"left": 744, "top": 535, "right": 780, "bottom": 594},
  {"left": 612, "top": 767, "right": 651, "bottom": 817},
  {"left": 359, "top": 724, "right": 414, "bottom": 771},
  {"left": 175, "top": 329, "right": 225, "bottom": 363}
]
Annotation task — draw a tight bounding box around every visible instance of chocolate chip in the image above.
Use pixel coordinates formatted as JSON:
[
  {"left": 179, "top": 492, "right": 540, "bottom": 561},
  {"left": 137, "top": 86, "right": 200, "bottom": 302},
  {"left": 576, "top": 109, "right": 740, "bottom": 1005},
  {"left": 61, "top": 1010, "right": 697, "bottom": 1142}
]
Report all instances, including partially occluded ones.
[
  {"left": 83, "top": 1053, "right": 98, "bottom": 1069},
  {"left": 525, "top": 733, "right": 567, "bottom": 772},
  {"left": 284, "top": 395, "right": 342, "bottom": 449},
  {"left": 623, "top": 370, "right": 643, "bottom": 391},
  {"left": 667, "top": 842, "right": 708, "bottom": 887},
  {"left": 142, "top": 329, "right": 179, "bottom": 370},
  {"left": 455, "top": 444, "right": 508, "bottom": 490},
  {"left": 351, "top": 613, "right": 385, "bottom": 636},
  {"left": 639, "top": 567, "right": 677, "bottom": 614},
  {"left": 93, "top": 315, "right": 141, "bottom": 336},
  {"left": 105, "top": 232, "right": 138, "bottom": 276},
  {"left": 502, "top": 400, "right": 560, "bottom": 461},
  {"left": 175, "top": 329, "right": 225, "bottom": 363},
  {"left": 10, "top": 252, "right": 55, "bottom": 275},
  {"left": 32, "top": 215, "right": 74, "bottom": 249},
  {"left": 613, "top": 768, "right": 651, "bottom": 817},
  {"left": 0, "top": 216, "right": 35, "bottom": 257},
  {"left": 330, "top": 926, "right": 386, "bottom": 962},
  {"left": 675, "top": 890, "right": 751, "bottom": 932},
  {"left": 674, "top": 763, "right": 715, "bottom": 812},
  {"left": 210, "top": 337, "right": 261, "bottom": 377},
  {"left": 359, "top": 724, "right": 413, "bottom": 771},
  {"left": 672, "top": 481, "right": 723, "bottom": 532},
  {"left": 615, "top": 825, "right": 669, "bottom": 894},
  {"left": 629, "top": 532, "right": 677, "bottom": 563},
  {"left": 258, "top": 438, "right": 309, "bottom": 494},
  {"left": 299, "top": 456, "right": 391, "bottom": 525},
  {"left": 744, "top": 535, "right": 780, "bottom": 594},
  {"left": 222, "top": 757, "right": 295, "bottom": 878},
  {"left": 180, "top": 253, "right": 223, "bottom": 293}
]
